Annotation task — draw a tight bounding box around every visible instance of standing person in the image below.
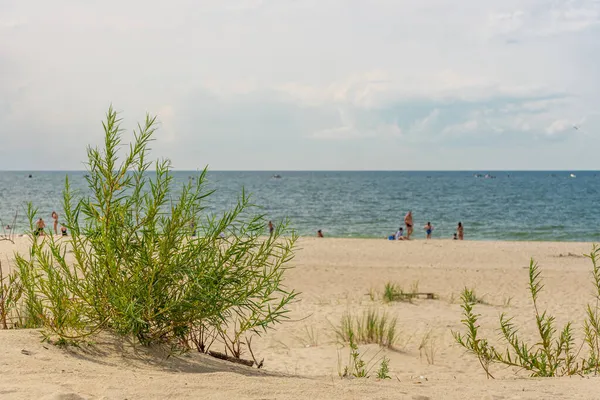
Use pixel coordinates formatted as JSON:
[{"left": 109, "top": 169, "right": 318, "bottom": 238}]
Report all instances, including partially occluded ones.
[
  {"left": 35, "top": 218, "right": 46, "bottom": 237},
  {"left": 317, "top": 229, "right": 324, "bottom": 238},
  {"left": 457, "top": 222, "right": 464, "bottom": 240},
  {"left": 424, "top": 222, "right": 434, "bottom": 239},
  {"left": 404, "top": 211, "right": 413, "bottom": 240},
  {"left": 268, "top": 221, "right": 274, "bottom": 235},
  {"left": 51, "top": 211, "right": 59, "bottom": 235}
]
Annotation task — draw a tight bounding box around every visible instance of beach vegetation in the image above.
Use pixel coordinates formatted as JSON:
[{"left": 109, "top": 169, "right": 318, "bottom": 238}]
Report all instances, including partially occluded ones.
[
  {"left": 0, "top": 261, "right": 23, "bottom": 329},
  {"left": 337, "top": 333, "right": 382, "bottom": 378},
  {"left": 334, "top": 309, "right": 398, "bottom": 348},
  {"left": 11, "top": 107, "right": 299, "bottom": 357},
  {"left": 376, "top": 356, "right": 392, "bottom": 379},
  {"left": 419, "top": 328, "right": 438, "bottom": 365},
  {"left": 454, "top": 246, "right": 600, "bottom": 378},
  {"left": 462, "top": 287, "right": 488, "bottom": 305},
  {"left": 382, "top": 281, "right": 437, "bottom": 303}
]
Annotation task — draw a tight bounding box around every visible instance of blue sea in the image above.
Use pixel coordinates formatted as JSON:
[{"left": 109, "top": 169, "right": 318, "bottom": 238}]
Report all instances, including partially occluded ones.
[{"left": 0, "top": 171, "right": 598, "bottom": 241}]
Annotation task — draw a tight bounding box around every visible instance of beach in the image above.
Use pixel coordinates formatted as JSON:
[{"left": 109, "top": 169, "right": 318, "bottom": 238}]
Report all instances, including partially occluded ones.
[{"left": 1, "top": 236, "right": 599, "bottom": 399}]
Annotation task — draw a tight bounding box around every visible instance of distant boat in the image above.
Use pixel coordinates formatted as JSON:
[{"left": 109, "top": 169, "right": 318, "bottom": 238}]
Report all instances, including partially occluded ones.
[
  {"left": 570, "top": 173, "right": 576, "bottom": 178},
  {"left": 272, "top": 174, "right": 282, "bottom": 179}
]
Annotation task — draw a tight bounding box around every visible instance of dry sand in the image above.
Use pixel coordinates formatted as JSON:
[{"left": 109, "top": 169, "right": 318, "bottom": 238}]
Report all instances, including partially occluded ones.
[{"left": 1, "top": 236, "right": 599, "bottom": 399}]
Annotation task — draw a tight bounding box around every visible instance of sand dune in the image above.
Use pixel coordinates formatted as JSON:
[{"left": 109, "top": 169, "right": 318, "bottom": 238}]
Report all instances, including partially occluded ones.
[{"left": 1, "top": 237, "right": 599, "bottom": 399}]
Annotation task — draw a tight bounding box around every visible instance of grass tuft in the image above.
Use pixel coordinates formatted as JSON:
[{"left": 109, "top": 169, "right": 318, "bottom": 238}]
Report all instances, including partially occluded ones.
[{"left": 335, "top": 309, "right": 398, "bottom": 348}]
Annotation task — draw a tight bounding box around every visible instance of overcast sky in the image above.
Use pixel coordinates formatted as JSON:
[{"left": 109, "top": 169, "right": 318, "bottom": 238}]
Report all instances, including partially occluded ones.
[{"left": 1, "top": 0, "right": 599, "bottom": 170}]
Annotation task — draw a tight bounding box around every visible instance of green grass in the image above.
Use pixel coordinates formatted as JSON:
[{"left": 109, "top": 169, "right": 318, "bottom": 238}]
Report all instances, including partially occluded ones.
[
  {"left": 382, "top": 281, "right": 433, "bottom": 303},
  {"left": 335, "top": 309, "right": 398, "bottom": 348}
]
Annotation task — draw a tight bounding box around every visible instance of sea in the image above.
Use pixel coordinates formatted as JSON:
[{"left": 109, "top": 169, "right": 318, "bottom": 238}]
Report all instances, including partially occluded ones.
[{"left": 0, "top": 171, "right": 598, "bottom": 242}]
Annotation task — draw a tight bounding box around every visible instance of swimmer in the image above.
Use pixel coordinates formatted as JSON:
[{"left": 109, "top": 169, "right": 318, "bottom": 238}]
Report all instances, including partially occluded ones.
[
  {"left": 268, "top": 221, "right": 274, "bottom": 235},
  {"left": 404, "top": 211, "right": 413, "bottom": 239},
  {"left": 35, "top": 218, "right": 45, "bottom": 237},
  {"left": 424, "top": 222, "right": 433, "bottom": 239},
  {"left": 60, "top": 224, "right": 68, "bottom": 236},
  {"left": 317, "top": 229, "right": 324, "bottom": 238}
]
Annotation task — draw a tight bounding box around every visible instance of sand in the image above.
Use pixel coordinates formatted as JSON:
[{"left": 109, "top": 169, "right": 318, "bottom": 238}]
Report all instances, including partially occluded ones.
[{"left": 1, "top": 236, "right": 599, "bottom": 399}]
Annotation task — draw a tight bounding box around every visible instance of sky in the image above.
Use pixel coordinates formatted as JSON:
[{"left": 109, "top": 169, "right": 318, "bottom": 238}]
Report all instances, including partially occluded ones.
[{"left": 1, "top": 0, "right": 599, "bottom": 170}]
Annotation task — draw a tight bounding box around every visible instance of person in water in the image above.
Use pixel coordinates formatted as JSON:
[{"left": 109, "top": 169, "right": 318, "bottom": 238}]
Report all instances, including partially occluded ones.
[
  {"left": 60, "top": 224, "right": 68, "bottom": 236},
  {"left": 404, "top": 211, "right": 413, "bottom": 239},
  {"left": 317, "top": 229, "right": 324, "bottom": 238},
  {"left": 51, "top": 211, "right": 59, "bottom": 235},
  {"left": 457, "top": 222, "right": 464, "bottom": 240},
  {"left": 424, "top": 222, "right": 434, "bottom": 239},
  {"left": 35, "top": 218, "right": 46, "bottom": 236},
  {"left": 268, "top": 221, "right": 274, "bottom": 235}
]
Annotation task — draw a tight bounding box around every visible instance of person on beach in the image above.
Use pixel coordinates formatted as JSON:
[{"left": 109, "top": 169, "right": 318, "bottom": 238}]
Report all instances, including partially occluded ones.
[
  {"left": 457, "top": 222, "right": 464, "bottom": 240},
  {"left": 268, "top": 221, "right": 274, "bottom": 235},
  {"left": 395, "top": 227, "right": 404, "bottom": 240},
  {"left": 51, "top": 211, "right": 59, "bottom": 235},
  {"left": 404, "top": 211, "right": 413, "bottom": 239},
  {"left": 424, "top": 222, "right": 433, "bottom": 239},
  {"left": 35, "top": 218, "right": 45, "bottom": 236},
  {"left": 60, "top": 224, "right": 68, "bottom": 236},
  {"left": 453, "top": 233, "right": 458, "bottom": 240},
  {"left": 317, "top": 229, "right": 324, "bottom": 238}
]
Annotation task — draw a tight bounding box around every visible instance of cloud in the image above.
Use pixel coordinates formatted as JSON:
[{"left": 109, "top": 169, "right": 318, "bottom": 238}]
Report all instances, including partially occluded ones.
[{"left": 0, "top": 0, "right": 598, "bottom": 170}]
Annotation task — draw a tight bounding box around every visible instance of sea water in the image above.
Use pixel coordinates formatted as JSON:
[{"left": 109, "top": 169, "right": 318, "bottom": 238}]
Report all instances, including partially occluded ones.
[{"left": 0, "top": 171, "right": 598, "bottom": 241}]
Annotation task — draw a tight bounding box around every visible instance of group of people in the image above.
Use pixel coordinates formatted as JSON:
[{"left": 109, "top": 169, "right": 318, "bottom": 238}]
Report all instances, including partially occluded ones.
[
  {"left": 34, "top": 211, "right": 68, "bottom": 237},
  {"left": 390, "top": 211, "right": 464, "bottom": 241}
]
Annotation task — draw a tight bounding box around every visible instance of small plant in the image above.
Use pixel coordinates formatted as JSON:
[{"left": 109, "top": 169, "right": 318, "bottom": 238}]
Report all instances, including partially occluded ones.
[
  {"left": 454, "top": 247, "right": 600, "bottom": 378},
  {"left": 376, "top": 356, "right": 391, "bottom": 379},
  {"left": 383, "top": 282, "right": 414, "bottom": 303},
  {"left": 334, "top": 309, "right": 398, "bottom": 348},
  {"left": 382, "top": 281, "right": 435, "bottom": 303},
  {"left": 0, "top": 261, "right": 23, "bottom": 329},
  {"left": 419, "top": 329, "right": 437, "bottom": 365},
  {"left": 462, "top": 287, "right": 488, "bottom": 305},
  {"left": 338, "top": 334, "right": 381, "bottom": 379},
  {"left": 503, "top": 296, "right": 513, "bottom": 308}
]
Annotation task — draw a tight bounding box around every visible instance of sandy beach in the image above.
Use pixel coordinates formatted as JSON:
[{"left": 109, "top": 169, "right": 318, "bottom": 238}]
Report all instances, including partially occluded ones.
[{"left": 1, "top": 236, "right": 599, "bottom": 399}]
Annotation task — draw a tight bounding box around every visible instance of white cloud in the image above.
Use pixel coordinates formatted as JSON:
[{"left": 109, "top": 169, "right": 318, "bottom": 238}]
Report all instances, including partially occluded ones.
[{"left": 0, "top": 0, "right": 598, "bottom": 170}]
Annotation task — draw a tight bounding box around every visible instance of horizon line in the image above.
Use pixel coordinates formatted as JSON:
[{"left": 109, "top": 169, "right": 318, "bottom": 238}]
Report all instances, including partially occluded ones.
[{"left": 1, "top": 169, "right": 598, "bottom": 173}]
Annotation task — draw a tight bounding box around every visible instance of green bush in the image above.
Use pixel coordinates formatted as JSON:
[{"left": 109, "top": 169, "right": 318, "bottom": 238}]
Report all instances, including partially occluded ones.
[
  {"left": 14, "top": 107, "right": 298, "bottom": 350},
  {"left": 453, "top": 246, "right": 600, "bottom": 378}
]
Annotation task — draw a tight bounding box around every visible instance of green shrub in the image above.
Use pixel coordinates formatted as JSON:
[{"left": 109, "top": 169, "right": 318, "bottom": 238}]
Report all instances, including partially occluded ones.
[
  {"left": 14, "top": 107, "right": 299, "bottom": 350},
  {"left": 454, "top": 246, "right": 600, "bottom": 378}
]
